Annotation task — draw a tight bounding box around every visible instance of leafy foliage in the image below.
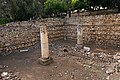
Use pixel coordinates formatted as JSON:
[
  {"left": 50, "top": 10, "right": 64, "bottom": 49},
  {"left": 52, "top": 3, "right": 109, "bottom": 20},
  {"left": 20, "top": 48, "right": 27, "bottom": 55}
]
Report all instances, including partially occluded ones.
[
  {"left": 0, "top": 0, "right": 120, "bottom": 22},
  {"left": 71, "top": 0, "right": 120, "bottom": 11},
  {"left": 0, "top": 18, "right": 11, "bottom": 24},
  {"left": 44, "top": 0, "right": 68, "bottom": 16},
  {"left": 72, "top": 0, "right": 86, "bottom": 10},
  {"left": 0, "top": 0, "right": 42, "bottom": 21},
  {"left": 9, "top": 0, "right": 42, "bottom": 21}
]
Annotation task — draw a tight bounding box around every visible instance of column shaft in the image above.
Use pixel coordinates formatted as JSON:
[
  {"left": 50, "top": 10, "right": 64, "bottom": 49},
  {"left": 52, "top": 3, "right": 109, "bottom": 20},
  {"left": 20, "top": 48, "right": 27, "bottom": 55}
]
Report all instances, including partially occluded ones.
[{"left": 40, "top": 26, "right": 49, "bottom": 59}]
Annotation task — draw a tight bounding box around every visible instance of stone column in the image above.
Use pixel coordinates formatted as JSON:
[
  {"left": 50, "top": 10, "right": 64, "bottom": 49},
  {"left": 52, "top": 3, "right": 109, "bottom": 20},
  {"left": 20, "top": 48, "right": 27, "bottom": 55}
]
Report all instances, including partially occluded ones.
[
  {"left": 76, "top": 24, "right": 83, "bottom": 48},
  {"left": 39, "top": 26, "right": 53, "bottom": 65},
  {"left": 63, "top": 18, "right": 67, "bottom": 40}
]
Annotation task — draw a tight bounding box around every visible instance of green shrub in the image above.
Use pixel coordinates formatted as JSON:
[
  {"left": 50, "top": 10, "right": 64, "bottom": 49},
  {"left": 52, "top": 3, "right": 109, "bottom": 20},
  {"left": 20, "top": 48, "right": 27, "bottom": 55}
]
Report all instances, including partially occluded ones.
[
  {"left": 0, "top": 18, "right": 11, "bottom": 25},
  {"left": 44, "top": 0, "right": 68, "bottom": 17}
]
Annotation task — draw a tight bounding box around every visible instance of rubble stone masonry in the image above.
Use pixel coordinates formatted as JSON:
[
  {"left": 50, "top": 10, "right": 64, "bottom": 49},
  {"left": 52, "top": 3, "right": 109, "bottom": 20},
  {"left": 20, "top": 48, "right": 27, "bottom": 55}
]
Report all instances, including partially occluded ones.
[
  {"left": 0, "top": 14, "right": 120, "bottom": 53},
  {"left": 65, "top": 14, "right": 120, "bottom": 48},
  {"left": 0, "top": 18, "right": 64, "bottom": 52}
]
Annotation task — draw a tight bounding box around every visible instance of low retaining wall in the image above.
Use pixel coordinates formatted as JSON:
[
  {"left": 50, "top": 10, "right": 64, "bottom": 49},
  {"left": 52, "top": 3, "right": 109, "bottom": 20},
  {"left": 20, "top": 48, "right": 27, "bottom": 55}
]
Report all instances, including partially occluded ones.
[
  {"left": 0, "top": 18, "right": 64, "bottom": 52},
  {"left": 0, "top": 25, "right": 39, "bottom": 52},
  {"left": 82, "top": 25, "right": 120, "bottom": 47},
  {"left": 66, "top": 14, "right": 120, "bottom": 48},
  {"left": 64, "top": 24, "right": 77, "bottom": 41},
  {"left": 67, "top": 14, "right": 120, "bottom": 25},
  {"left": 0, "top": 14, "right": 120, "bottom": 53},
  {"left": 65, "top": 24, "right": 120, "bottom": 48}
]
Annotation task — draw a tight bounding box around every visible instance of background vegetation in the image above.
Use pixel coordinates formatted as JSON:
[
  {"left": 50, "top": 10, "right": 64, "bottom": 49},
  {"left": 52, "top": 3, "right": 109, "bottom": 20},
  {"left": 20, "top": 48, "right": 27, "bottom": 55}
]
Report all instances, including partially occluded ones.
[{"left": 0, "top": 0, "right": 120, "bottom": 23}]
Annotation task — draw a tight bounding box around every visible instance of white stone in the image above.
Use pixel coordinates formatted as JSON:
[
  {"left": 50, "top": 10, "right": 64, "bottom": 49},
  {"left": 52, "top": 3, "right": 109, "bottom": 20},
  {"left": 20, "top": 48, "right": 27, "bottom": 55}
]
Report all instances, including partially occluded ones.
[
  {"left": 106, "top": 76, "right": 110, "bottom": 80},
  {"left": 118, "top": 60, "right": 120, "bottom": 63},
  {"left": 20, "top": 49, "right": 28, "bottom": 52},
  {"left": 83, "top": 46, "right": 90, "bottom": 52},
  {"left": 86, "top": 52, "right": 91, "bottom": 55},
  {"left": 106, "top": 67, "right": 115, "bottom": 74},
  {"left": 116, "top": 53, "right": 120, "bottom": 56},
  {"left": 1, "top": 72, "right": 8, "bottom": 77},
  {"left": 114, "top": 55, "right": 120, "bottom": 60}
]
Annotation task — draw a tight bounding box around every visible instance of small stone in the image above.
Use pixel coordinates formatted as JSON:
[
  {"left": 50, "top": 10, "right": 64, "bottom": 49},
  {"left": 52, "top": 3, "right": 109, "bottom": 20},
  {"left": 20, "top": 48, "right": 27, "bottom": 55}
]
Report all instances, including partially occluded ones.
[
  {"left": 83, "top": 46, "right": 90, "bottom": 52},
  {"left": 0, "top": 65, "right": 3, "bottom": 69},
  {"left": 116, "top": 64, "right": 120, "bottom": 72},
  {"left": 106, "top": 76, "right": 110, "bottom": 80},
  {"left": 71, "top": 75, "right": 74, "bottom": 79},
  {"left": 106, "top": 68, "right": 115, "bottom": 75},
  {"left": 5, "top": 43, "right": 10, "bottom": 46},
  {"left": 20, "top": 49, "right": 29, "bottom": 52},
  {"left": 54, "top": 66, "right": 57, "bottom": 68},
  {"left": 116, "top": 53, "right": 120, "bottom": 56},
  {"left": 6, "top": 77, "right": 10, "bottom": 79},
  {"left": 102, "top": 65, "right": 105, "bottom": 68},
  {"left": 117, "top": 60, "right": 120, "bottom": 63},
  {"left": 102, "top": 68, "right": 105, "bottom": 70},
  {"left": 86, "top": 77, "right": 89, "bottom": 79},
  {"left": 1, "top": 72, "right": 8, "bottom": 77},
  {"left": 86, "top": 52, "right": 91, "bottom": 55},
  {"left": 74, "top": 49, "right": 76, "bottom": 51},
  {"left": 88, "top": 66, "right": 92, "bottom": 68},
  {"left": 114, "top": 55, "right": 120, "bottom": 60},
  {"left": 59, "top": 73, "right": 62, "bottom": 76}
]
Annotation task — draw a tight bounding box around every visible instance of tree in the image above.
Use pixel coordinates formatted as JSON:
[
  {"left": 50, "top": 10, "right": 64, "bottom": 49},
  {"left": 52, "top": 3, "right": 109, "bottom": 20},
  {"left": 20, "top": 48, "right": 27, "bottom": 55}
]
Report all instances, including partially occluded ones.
[
  {"left": 8, "top": 0, "right": 42, "bottom": 21},
  {"left": 72, "top": 0, "right": 86, "bottom": 9},
  {"left": 101, "top": 0, "right": 116, "bottom": 9},
  {"left": 0, "top": 0, "right": 11, "bottom": 18},
  {"left": 71, "top": 0, "right": 119, "bottom": 11},
  {"left": 44, "top": 0, "right": 68, "bottom": 17},
  {"left": 116, "top": 0, "right": 120, "bottom": 12},
  {"left": 72, "top": 0, "right": 97, "bottom": 11}
]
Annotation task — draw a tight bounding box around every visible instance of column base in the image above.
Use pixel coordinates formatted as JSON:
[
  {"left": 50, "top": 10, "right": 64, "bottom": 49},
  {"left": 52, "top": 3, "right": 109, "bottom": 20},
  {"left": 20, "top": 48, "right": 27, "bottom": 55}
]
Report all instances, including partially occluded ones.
[
  {"left": 38, "top": 57, "right": 53, "bottom": 66},
  {"left": 76, "top": 44, "right": 83, "bottom": 49}
]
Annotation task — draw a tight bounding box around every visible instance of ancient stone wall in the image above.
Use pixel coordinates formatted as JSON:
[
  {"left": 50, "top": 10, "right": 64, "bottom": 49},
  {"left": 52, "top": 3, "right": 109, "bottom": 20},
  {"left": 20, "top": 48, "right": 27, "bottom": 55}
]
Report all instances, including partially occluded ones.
[
  {"left": 0, "top": 25, "right": 39, "bottom": 52},
  {"left": 66, "top": 14, "right": 120, "bottom": 48},
  {"left": 0, "top": 14, "right": 120, "bottom": 53},
  {"left": 66, "top": 14, "right": 120, "bottom": 25},
  {"left": 64, "top": 24, "right": 77, "bottom": 41},
  {"left": 0, "top": 18, "right": 64, "bottom": 52},
  {"left": 82, "top": 25, "right": 120, "bottom": 48}
]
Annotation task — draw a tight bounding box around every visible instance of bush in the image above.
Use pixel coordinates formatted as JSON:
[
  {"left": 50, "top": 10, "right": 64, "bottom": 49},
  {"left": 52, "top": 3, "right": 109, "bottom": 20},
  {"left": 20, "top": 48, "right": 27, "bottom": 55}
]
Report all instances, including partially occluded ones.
[
  {"left": 0, "top": 18, "right": 11, "bottom": 25},
  {"left": 72, "top": 0, "right": 88, "bottom": 10},
  {"left": 44, "top": 0, "right": 68, "bottom": 17}
]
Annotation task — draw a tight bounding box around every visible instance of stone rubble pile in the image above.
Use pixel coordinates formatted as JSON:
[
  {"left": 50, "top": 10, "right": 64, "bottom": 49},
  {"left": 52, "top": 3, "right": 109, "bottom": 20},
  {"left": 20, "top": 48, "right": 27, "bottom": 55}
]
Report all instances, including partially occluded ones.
[
  {"left": 50, "top": 41, "right": 120, "bottom": 79},
  {"left": 0, "top": 71, "right": 20, "bottom": 80},
  {"left": 0, "top": 65, "right": 20, "bottom": 80},
  {"left": 82, "top": 50, "right": 120, "bottom": 80}
]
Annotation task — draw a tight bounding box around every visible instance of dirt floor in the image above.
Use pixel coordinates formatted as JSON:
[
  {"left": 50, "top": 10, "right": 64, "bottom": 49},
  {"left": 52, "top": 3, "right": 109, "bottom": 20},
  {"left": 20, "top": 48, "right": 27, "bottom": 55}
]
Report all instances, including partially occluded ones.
[{"left": 0, "top": 40, "right": 120, "bottom": 80}]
